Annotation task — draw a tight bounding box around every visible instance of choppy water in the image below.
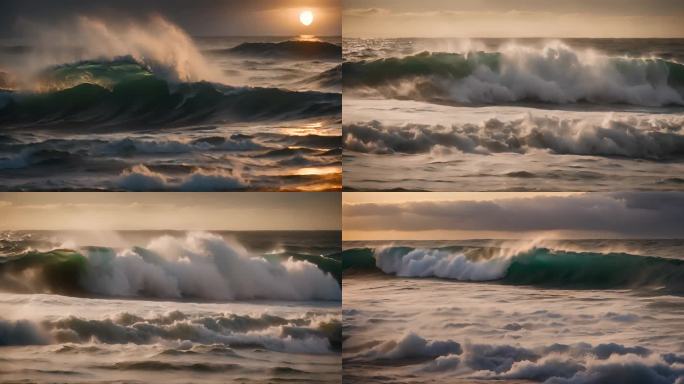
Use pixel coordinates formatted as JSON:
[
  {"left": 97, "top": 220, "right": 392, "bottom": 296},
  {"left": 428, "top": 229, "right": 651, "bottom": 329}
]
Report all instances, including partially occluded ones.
[
  {"left": 342, "top": 38, "right": 684, "bottom": 191},
  {"left": 0, "top": 230, "right": 342, "bottom": 383},
  {"left": 342, "top": 239, "right": 684, "bottom": 384},
  {"left": 0, "top": 33, "right": 342, "bottom": 191}
]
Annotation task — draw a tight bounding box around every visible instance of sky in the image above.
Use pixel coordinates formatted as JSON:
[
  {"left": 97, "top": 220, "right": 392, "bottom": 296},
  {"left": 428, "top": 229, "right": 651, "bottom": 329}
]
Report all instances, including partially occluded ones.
[
  {"left": 0, "top": 193, "right": 341, "bottom": 231},
  {"left": 343, "top": 0, "right": 684, "bottom": 38},
  {"left": 0, "top": 0, "right": 341, "bottom": 37},
  {"left": 343, "top": 192, "right": 684, "bottom": 240}
]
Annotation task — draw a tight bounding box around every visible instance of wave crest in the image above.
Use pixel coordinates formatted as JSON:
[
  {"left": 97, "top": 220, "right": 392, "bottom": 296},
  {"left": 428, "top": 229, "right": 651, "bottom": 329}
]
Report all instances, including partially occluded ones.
[
  {"left": 0, "top": 72, "right": 341, "bottom": 127},
  {"left": 343, "top": 43, "right": 684, "bottom": 106},
  {"left": 344, "top": 245, "right": 684, "bottom": 292},
  {"left": 2, "top": 311, "right": 339, "bottom": 354},
  {"left": 343, "top": 115, "right": 684, "bottom": 160},
  {"left": 0, "top": 232, "right": 341, "bottom": 301},
  {"left": 348, "top": 333, "right": 684, "bottom": 384}
]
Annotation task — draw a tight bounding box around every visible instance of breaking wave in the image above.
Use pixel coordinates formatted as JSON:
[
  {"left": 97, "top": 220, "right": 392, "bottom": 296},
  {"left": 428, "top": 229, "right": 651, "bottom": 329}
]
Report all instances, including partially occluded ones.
[
  {"left": 0, "top": 58, "right": 341, "bottom": 128},
  {"left": 343, "top": 43, "right": 684, "bottom": 106},
  {"left": 115, "top": 165, "right": 249, "bottom": 192},
  {"left": 0, "top": 232, "right": 341, "bottom": 301},
  {"left": 348, "top": 333, "right": 684, "bottom": 383},
  {"left": 0, "top": 311, "right": 341, "bottom": 353},
  {"left": 342, "top": 246, "right": 684, "bottom": 293},
  {"left": 0, "top": 18, "right": 341, "bottom": 128},
  {"left": 343, "top": 115, "right": 684, "bottom": 160}
]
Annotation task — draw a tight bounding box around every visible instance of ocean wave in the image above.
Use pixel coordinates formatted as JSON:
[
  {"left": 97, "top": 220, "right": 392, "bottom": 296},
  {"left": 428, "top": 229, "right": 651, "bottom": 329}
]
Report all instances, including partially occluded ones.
[
  {"left": 342, "top": 246, "right": 684, "bottom": 292},
  {"left": 348, "top": 333, "right": 684, "bottom": 383},
  {"left": 298, "top": 65, "right": 342, "bottom": 91},
  {"left": 0, "top": 61, "right": 341, "bottom": 128},
  {"left": 343, "top": 43, "right": 684, "bottom": 106},
  {"left": 0, "top": 136, "right": 263, "bottom": 170},
  {"left": 0, "top": 232, "right": 341, "bottom": 300},
  {"left": 0, "top": 319, "right": 48, "bottom": 346},
  {"left": 0, "top": 132, "right": 338, "bottom": 171},
  {"left": 115, "top": 165, "right": 249, "bottom": 191},
  {"left": 222, "top": 41, "right": 341, "bottom": 60},
  {"left": 1, "top": 311, "right": 340, "bottom": 354},
  {"left": 343, "top": 115, "right": 684, "bottom": 160}
]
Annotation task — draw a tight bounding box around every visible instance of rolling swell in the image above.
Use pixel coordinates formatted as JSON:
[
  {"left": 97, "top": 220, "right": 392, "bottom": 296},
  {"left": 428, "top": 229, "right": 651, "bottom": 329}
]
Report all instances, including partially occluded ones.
[
  {"left": 344, "top": 246, "right": 684, "bottom": 292},
  {"left": 343, "top": 46, "right": 684, "bottom": 106},
  {"left": 0, "top": 58, "right": 340, "bottom": 128},
  {"left": 224, "top": 41, "right": 341, "bottom": 60},
  {"left": 0, "top": 232, "right": 341, "bottom": 300}
]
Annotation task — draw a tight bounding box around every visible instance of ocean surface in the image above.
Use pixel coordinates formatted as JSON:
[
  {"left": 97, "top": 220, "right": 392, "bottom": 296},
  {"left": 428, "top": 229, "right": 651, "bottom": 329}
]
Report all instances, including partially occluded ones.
[
  {"left": 342, "top": 38, "right": 684, "bottom": 191},
  {"left": 0, "top": 230, "right": 342, "bottom": 383},
  {"left": 342, "top": 239, "right": 684, "bottom": 383},
  {"left": 0, "top": 26, "right": 342, "bottom": 191}
]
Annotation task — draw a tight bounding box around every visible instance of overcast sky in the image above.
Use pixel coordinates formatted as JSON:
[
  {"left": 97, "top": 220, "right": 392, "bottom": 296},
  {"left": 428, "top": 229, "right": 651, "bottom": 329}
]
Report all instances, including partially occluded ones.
[
  {"left": 0, "top": 193, "right": 341, "bottom": 231},
  {"left": 343, "top": 192, "right": 684, "bottom": 240},
  {"left": 0, "top": 0, "right": 341, "bottom": 37},
  {"left": 344, "top": 0, "right": 684, "bottom": 38}
]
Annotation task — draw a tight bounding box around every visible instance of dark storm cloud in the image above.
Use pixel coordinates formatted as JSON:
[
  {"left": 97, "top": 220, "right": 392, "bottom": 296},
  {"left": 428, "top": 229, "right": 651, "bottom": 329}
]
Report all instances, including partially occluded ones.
[
  {"left": 343, "top": 193, "right": 684, "bottom": 237},
  {"left": 0, "top": 0, "right": 341, "bottom": 37}
]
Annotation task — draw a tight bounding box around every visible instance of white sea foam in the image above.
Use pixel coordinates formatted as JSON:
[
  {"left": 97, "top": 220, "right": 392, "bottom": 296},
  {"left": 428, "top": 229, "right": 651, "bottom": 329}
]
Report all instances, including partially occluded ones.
[
  {"left": 80, "top": 232, "right": 341, "bottom": 301},
  {"left": 344, "top": 114, "right": 684, "bottom": 159}
]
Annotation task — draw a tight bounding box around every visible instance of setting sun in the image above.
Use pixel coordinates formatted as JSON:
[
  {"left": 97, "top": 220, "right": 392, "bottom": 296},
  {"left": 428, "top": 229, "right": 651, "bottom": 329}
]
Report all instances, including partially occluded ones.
[{"left": 299, "top": 10, "right": 314, "bottom": 26}]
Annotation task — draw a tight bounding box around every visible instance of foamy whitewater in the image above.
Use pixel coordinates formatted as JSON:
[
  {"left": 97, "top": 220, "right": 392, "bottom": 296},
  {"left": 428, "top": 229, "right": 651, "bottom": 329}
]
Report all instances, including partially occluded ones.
[
  {"left": 343, "top": 239, "right": 684, "bottom": 384},
  {"left": 343, "top": 38, "right": 684, "bottom": 191},
  {"left": 0, "top": 17, "right": 342, "bottom": 191},
  {"left": 0, "top": 230, "right": 341, "bottom": 383}
]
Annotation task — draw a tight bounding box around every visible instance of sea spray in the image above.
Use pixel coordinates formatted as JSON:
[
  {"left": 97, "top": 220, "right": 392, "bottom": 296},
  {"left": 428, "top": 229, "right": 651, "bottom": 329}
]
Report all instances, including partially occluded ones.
[
  {"left": 343, "top": 42, "right": 684, "bottom": 106},
  {"left": 0, "top": 232, "right": 341, "bottom": 300},
  {"left": 12, "top": 15, "right": 224, "bottom": 88}
]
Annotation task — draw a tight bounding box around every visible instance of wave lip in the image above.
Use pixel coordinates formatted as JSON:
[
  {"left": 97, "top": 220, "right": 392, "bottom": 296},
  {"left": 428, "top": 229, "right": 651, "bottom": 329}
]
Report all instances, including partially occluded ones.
[
  {"left": 224, "top": 41, "right": 342, "bottom": 60},
  {"left": 343, "top": 43, "right": 684, "bottom": 107}
]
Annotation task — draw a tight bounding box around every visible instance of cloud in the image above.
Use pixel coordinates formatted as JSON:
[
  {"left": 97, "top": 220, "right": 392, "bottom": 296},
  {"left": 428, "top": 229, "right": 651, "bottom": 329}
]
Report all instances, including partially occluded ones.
[
  {"left": 343, "top": 8, "right": 390, "bottom": 17},
  {"left": 343, "top": 192, "right": 684, "bottom": 238}
]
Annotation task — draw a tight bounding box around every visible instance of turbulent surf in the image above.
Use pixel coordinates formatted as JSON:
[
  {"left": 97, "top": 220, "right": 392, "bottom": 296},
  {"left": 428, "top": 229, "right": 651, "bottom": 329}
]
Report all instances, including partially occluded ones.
[
  {"left": 343, "top": 238, "right": 684, "bottom": 383},
  {"left": 0, "top": 231, "right": 341, "bottom": 300},
  {"left": 343, "top": 38, "right": 684, "bottom": 191},
  {"left": 0, "top": 230, "right": 342, "bottom": 383},
  {"left": 0, "top": 17, "right": 342, "bottom": 191}
]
